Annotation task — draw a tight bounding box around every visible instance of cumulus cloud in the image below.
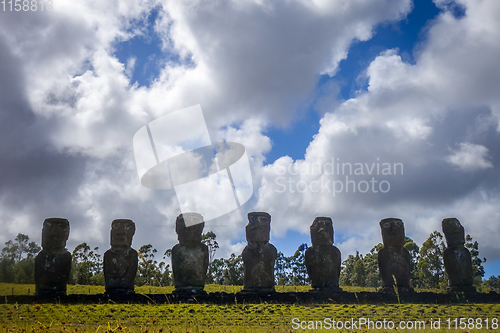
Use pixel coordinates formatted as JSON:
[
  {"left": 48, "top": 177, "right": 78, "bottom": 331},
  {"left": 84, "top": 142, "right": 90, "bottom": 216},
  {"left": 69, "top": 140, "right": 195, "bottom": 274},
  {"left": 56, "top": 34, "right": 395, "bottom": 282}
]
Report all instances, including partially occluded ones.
[
  {"left": 257, "top": 0, "right": 500, "bottom": 261},
  {"left": 446, "top": 142, "right": 493, "bottom": 171},
  {"left": 153, "top": 0, "right": 412, "bottom": 128},
  {"left": 2, "top": 0, "right": 499, "bottom": 270},
  {"left": 0, "top": 0, "right": 175, "bottom": 252},
  {"left": 0, "top": 0, "right": 414, "bottom": 259}
]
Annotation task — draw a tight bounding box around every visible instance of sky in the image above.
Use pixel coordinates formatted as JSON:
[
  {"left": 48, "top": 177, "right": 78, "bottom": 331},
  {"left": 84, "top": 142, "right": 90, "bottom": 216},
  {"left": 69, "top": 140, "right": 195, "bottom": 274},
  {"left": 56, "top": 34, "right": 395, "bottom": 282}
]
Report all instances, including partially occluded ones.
[{"left": 1, "top": 0, "right": 500, "bottom": 278}]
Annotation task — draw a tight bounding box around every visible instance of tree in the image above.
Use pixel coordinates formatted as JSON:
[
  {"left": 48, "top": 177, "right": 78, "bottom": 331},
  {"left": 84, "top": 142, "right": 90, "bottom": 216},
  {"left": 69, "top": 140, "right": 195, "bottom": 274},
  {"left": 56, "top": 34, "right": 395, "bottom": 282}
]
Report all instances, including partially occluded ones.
[
  {"left": 364, "top": 244, "right": 383, "bottom": 288},
  {"left": 340, "top": 239, "right": 417, "bottom": 289},
  {"left": 417, "top": 231, "right": 445, "bottom": 289},
  {"left": 465, "top": 234, "right": 486, "bottom": 288},
  {"left": 404, "top": 237, "right": 420, "bottom": 288},
  {"left": 0, "top": 240, "right": 18, "bottom": 282},
  {"left": 137, "top": 244, "right": 172, "bottom": 286},
  {"left": 71, "top": 242, "right": 102, "bottom": 285},
  {"left": 483, "top": 275, "right": 499, "bottom": 293},
  {"left": 26, "top": 241, "right": 41, "bottom": 259},
  {"left": 351, "top": 256, "right": 366, "bottom": 287},
  {"left": 207, "top": 258, "right": 225, "bottom": 284},
  {"left": 201, "top": 231, "right": 219, "bottom": 263},
  {"left": 1, "top": 240, "right": 18, "bottom": 262},
  {"left": 205, "top": 253, "right": 243, "bottom": 286},
  {"left": 340, "top": 251, "right": 367, "bottom": 287},
  {"left": 158, "top": 261, "right": 173, "bottom": 286},
  {"left": 224, "top": 253, "right": 243, "bottom": 285},
  {"left": 351, "top": 252, "right": 366, "bottom": 287},
  {"left": 290, "top": 246, "right": 307, "bottom": 285},
  {"left": 15, "top": 240, "right": 41, "bottom": 284},
  {"left": 14, "top": 234, "right": 30, "bottom": 262},
  {"left": 275, "top": 252, "right": 291, "bottom": 285},
  {"left": 137, "top": 244, "right": 161, "bottom": 286},
  {"left": 340, "top": 253, "right": 356, "bottom": 286},
  {"left": 0, "top": 234, "right": 40, "bottom": 283}
]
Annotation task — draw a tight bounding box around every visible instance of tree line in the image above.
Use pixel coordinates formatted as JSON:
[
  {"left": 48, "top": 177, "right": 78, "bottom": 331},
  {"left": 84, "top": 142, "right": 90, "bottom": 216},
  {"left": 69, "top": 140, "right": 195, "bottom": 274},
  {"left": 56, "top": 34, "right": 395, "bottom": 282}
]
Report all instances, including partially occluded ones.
[
  {"left": 0, "top": 234, "right": 174, "bottom": 287},
  {"left": 0, "top": 232, "right": 220, "bottom": 287},
  {"left": 0, "top": 230, "right": 495, "bottom": 291},
  {"left": 340, "top": 232, "right": 487, "bottom": 290}
]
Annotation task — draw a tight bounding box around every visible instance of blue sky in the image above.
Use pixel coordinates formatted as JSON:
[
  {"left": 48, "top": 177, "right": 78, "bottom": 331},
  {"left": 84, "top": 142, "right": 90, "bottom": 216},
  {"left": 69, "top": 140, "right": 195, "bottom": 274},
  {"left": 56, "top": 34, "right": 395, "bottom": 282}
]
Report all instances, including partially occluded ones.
[
  {"left": 1, "top": 0, "right": 500, "bottom": 280},
  {"left": 266, "top": 0, "right": 442, "bottom": 246},
  {"left": 115, "top": 7, "right": 164, "bottom": 88},
  {"left": 213, "top": 0, "right": 497, "bottom": 276},
  {"left": 114, "top": 0, "right": 444, "bottom": 165},
  {"left": 264, "top": 0, "right": 499, "bottom": 278},
  {"left": 265, "top": 0, "right": 442, "bottom": 164}
]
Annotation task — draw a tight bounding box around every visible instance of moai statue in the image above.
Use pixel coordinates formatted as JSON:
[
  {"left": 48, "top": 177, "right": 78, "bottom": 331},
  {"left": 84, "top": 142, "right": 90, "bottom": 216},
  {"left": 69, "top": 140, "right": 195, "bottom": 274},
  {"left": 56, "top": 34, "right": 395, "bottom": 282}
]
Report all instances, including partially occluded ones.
[
  {"left": 442, "top": 218, "right": 475, "bottom": 293},
  {"left": 171, "top": 213, "right": 209, "bottom": 294},
  {"left": 103, "top": 219, "right": 138, "bottom": 296},
  {"left": 35, "top": 218, "right": 72, "bottom": 297},
  {"left": 240, "top": 212, "right": 277, "bottom": 294},
  {"left": 377, "top": 218, "right": 413, "bottom": 293},
  {"left": 305, "top": 217, "right": 342, "bottom": 293}
]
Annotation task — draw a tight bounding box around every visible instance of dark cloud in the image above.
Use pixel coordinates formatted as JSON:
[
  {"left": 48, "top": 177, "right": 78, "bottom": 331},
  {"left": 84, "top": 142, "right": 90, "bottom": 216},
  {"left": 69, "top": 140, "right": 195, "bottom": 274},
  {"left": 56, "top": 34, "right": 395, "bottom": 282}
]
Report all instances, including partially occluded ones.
[{"left": 3, "top": 0, "right": 499, "bottom": 275}]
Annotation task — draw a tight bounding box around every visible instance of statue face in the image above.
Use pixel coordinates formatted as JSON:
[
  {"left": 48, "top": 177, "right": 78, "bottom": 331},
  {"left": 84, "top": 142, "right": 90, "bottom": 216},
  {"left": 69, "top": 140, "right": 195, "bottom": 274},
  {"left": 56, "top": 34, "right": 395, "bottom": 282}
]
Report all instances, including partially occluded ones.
[
  {"left": 246, "top": 212, "right": 271, "bottom": 245},
  {"left": 442, "top": 218, "right": 465, "bottom": 248},
  {"left": 176, "top": 213, "right": 204, "bottom": 244},
  {"left": 110, "top": 219, "right": 135, "bottom": 248},
  {"left": 42, "top": 218, "right": 69, "bottom": 249},
  {"left": 310, "top": 217, "right": 333, "bottom": 246},
  {"left": 380, "top": 218, "right": 405, "bottom": 247}
]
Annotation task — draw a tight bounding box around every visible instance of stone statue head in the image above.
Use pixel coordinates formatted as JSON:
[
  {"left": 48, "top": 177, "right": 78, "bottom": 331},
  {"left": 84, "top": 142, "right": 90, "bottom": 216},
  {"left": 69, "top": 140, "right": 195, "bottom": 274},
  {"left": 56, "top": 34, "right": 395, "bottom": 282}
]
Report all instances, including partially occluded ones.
[
  {"left": 380, "top": 218, "right": 405, "bottom": 247},
  {"left": 110, "top": 219, "right": 135, "bottom": 249},
  {"left": 310, "top": 217, "right": 334, "bottom": 246},
  {"left": 246, "top": 212, "right": 271, "bottom": 246},
  {"left": 442, "top": 217, "right": 465, "bottom": 248},
  {"left": 176, "top": 213, "right": 204, "bottom": 244},
  {"left": 42, "top": 218, "right": 70, "bottom": 249}
]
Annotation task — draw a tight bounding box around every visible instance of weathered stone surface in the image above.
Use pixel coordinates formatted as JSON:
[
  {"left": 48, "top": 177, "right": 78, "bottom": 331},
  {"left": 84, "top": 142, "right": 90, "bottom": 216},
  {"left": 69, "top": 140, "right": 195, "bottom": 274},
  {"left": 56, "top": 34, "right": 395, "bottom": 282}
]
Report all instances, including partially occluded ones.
[
  {"left": 240, "top": 212, "right": 277, "bottom": 294},
  {"left": 104, "top": 219, "right": 138, "bottom": 296},
  {"left": 305, "top": 217, "right": 342, "bottom": 292},
  {"left": 172, "top": 213, "right": 209, "bottom": 294},
  {"left": 35, "top": 218, "right": 72, "bottom": 297},
  {"left": 378, "top": 218, "right": 413, "bottom": 293},
  {"left": 442, "top": 218, "right": 475, "bottom": 293}
]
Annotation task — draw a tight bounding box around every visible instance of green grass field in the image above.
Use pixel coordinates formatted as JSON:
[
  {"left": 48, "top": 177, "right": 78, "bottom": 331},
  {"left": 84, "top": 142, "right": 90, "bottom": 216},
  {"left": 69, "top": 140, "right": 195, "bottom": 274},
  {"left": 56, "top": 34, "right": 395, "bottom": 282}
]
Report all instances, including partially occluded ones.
[
  {"left": 3, "top": 301, "right": 500, "bottom": 332},
  {"left": 0, "top": 283, "right": 495, "bottom": 332},
  {"left": 0, "top": 283, "right": 382, "bottom": 296}
]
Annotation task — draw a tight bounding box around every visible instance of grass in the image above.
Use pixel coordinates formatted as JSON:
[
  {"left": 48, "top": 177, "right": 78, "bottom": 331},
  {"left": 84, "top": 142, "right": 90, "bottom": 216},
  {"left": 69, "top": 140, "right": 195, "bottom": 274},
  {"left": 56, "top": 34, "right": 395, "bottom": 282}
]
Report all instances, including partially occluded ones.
[
  {"left": 0, "top": 283, "right": 495, "bottom": 332},
  {"left": 2, "top": 301, "right": 500, "bottom": 332},
  {"left": 0, "top": 284, "right": 106, "bottom": 296},
  {"left": 0, "top": 283, "right": 382, "bottom": 296}
]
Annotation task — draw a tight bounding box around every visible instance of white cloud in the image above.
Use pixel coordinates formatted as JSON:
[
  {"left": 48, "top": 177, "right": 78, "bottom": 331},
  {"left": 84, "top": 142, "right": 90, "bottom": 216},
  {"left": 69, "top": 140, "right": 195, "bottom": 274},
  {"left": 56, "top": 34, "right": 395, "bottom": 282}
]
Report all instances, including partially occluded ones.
[
  {"left": 255, "top": 0, "right": 500, "bottom": 262},
  {"left": 3, "top": 0, "right": 500, "bottom": 270},
  {"left": 226, "top": 242, "right": 246, "bottom": 259},
  {"left": 446, "top": 142, "right": 493, "bottom": 171},
  {"left": 154, "top": 0, "right": 413, "bottom": 127}
]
